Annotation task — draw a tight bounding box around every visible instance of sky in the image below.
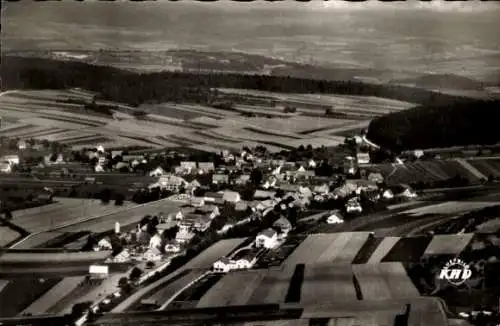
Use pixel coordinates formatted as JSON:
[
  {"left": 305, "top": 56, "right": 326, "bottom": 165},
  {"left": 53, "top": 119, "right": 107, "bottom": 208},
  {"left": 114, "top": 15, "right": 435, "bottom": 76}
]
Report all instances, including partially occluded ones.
[{"left": 2, "top": 0, "right": 500, "bottom": 82}]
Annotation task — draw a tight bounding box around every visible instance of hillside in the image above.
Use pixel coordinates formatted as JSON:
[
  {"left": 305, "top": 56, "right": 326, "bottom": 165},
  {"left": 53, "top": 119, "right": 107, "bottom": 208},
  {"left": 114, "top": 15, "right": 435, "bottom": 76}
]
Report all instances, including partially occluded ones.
[
  {"left": 1, "top": 56, "right": 473, "bottom": 108},
  {"left": 367, "top": 99, "right": 500, "bottom": 152}
]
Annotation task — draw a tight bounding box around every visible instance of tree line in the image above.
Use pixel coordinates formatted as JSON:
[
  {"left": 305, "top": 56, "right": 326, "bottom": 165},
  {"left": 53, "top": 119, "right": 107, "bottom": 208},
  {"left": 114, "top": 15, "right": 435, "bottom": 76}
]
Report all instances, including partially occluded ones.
[
  {"left": 367, "top": 99, "right": 500, "bottom": 152},
  {"left": 1, "top": 56, "right": 469, "bottom": 108}
]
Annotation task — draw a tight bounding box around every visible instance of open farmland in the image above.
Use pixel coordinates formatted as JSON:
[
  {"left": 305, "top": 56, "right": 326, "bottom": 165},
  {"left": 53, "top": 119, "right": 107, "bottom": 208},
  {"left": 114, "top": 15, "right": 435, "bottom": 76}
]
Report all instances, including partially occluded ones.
[
  {"left": 422, "top": 234, "right": 474, "bottom": 257},
  {"left": 404, "top": 201, "right": 500, "bottom": 216},
  {"left": 246, "top": 267, "right": 296, "bottom": 305},
  {"left": 0, "top": 227, "right": 21, "bottom": 248},
  {"left": 1, "top": 88, "right": 416, "bottom": 153},
  {"left": 20, "top": 276, "right": 86, "bottom": 315},
  {"left": 12, "top": 198, "right": 184, "bottom": 249},
  {"left": 196, "top": 270, "right": 267, "bottom": 308},
  {"left": 301, "top": 264, "right": 358, "bottom": 305},
  {"left": 352, "top": 263, "right": 420, "bottom": 301},
  {"left": 367, "top": 237, "right": 401, "bottom": 264},
  {"left": 284, "top": 232, "right": 371, "bottom": 266},
  {"left": 10, "top": 197, "right": 137, "bottom": 234},
  {"left": 145, "top": 269, "right": 207, "bottom": 308}
]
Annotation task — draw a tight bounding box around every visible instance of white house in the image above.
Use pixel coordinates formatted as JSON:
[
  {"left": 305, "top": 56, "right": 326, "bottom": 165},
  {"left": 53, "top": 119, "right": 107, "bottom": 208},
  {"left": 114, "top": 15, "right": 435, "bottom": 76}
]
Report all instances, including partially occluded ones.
[
  {"left": 368, "top": 172, "right": 384, "bottom": 184},
  {"left": 346, "top": 198, "right": 363, "bottom": 214},
  {"left": 391, "top": 184, "right": 417, "bottom": 199},
  {"left": 175, "top": 228, "right": 195, "bottom": 244},
  {"left": 235, "top": 251, "right": 260, "bottom": 269},
  {"left": 222, "top": 191, "right": 241, "bottom": 203},
  {"left": 97, "top": 238, "right": 113, "bottom": 250},
  {"left": 256, "top": 228, "right": 278, "bottom": 249},
  {"left": 326, "top": 211, "right": 344, "bottom": 224},
  {"left": 149, "top": 166, "right": 166, "bottom": 177},
  {"left": 381, "top": 189, "right": 394, "bottom": 199},
  {"left": 17, "top": 140, "right": 27, "bottom": 150},
  {"left": 143, "top": 247, "right": 163, "bottom": 261},
  {"left": 1, "top": 155, "right": 19, "bottom": 166},
  {"left": 0, "top": 161, "right": 12, "bottom": 173},
  {"left": 308, "top": 159, "right": 317, "bottom": 169},
  {"left": 96, "top": 145, "right": 105, "bottom": 153},
  {"left": 149, "top": 234, "right": 163, "bottom": 250},
  {"left": 164, "top": 242, "right": 181, "bottom": 253},
  {"left": 213, "top": 257, "right": 236, "bottom": 273}
]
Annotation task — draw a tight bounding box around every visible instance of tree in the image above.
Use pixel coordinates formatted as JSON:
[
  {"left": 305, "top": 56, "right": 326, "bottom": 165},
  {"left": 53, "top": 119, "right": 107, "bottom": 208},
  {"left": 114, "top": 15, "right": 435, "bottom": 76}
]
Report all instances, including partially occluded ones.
[
  {"left": 250, "top": 168, "right": 263, "bottom": 186},
  {"left": 3, "top": 209, "right": 12, "bottom": 220},
  {"left": 115, "top": 193, "right": 125, "bottom": 206},
  {"left": 240, "top": 185, "right": 256, "bottom": 201},
  {"left": 129, "top": 267, "right": 143, "bottom": 281},
  {"left": 146, "top": 261, "right": 155, "bottom": 269},
  {"left": 99, "top": 188, "right": 111, "bottom": 204}
]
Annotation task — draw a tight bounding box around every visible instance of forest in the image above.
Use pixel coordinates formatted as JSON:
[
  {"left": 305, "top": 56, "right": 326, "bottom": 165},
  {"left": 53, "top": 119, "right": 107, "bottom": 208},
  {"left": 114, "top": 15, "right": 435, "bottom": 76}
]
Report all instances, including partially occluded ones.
[
  {"left": 367, "top": 99, "right": 500, "bottom": 152},
  {"left": 1, "top": 56, "right": 470, "bottom": 107}
]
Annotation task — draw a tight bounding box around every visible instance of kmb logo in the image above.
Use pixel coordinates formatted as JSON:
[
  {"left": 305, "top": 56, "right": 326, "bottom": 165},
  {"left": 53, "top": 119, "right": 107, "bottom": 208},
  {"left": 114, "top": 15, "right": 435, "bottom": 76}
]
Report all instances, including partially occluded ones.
[{"left": 438, "top": 258, "right": 472, "bottom": 286}]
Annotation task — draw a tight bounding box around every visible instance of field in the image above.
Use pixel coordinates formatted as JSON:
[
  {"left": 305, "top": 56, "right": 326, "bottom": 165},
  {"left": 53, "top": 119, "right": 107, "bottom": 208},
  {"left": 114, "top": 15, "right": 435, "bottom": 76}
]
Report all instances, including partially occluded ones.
[
  {"left": 369, "top": 158, "right": 500, "bottom": 186},
  {"left": 422, "top": 234, "right": 474, "bottom": 257},
  {"left": 12, "top": 198, "right": 184, "bottom": 249},
  {"left": 196, "top": 270, "right": 267, "bottom": 308},
  {"left": 352, "top": 263, "right": 420, "bottom": 301},
  {"left": 283, "top": 232, "right": 372, "bottom": 266},
  {"left": 0, "top": 227, "right": 21, "bottom": 247},
  {"left": 301, "top": 264, "right": 358, "bottom": 305},
  {"left": 367, "top": 237, "right": 401, "bottom": 264},
  {"left": 20, "top": 276, "right": 86, "bottom": 315},
  {"left": 145, "top": 269, "right": 207, "bottom": 308},
  {"left": 0, "top": 88, "right": 415, "bottom": 152},
  {"left": 10, "top": 197, "right": 137, "bottom": 234}
]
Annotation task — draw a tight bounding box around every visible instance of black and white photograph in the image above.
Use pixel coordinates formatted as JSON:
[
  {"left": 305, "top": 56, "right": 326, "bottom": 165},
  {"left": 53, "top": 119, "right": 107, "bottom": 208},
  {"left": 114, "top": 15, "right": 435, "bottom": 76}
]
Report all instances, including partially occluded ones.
[{"left": 1, "top": 0, "right": 500, "bottom": 325}]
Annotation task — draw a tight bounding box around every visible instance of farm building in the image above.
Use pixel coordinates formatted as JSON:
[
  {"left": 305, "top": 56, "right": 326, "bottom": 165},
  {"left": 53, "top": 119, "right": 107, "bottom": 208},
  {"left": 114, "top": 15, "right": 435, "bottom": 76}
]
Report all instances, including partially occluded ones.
[
  {"left": 273, "top": 217, "right": 292, "bottom": 234},
  {"left": 149, "top": 166, "right": 166, "bottom": 177},
  {"left": 326, "top": 211, "right": 344, "bottom": 224},
  {"left": 213, "top": 257, "right": 235, "bottom": 273},
  {"left": 256, "top": 228, "right": 278, "bottom": 249},
  {"left": 222, "top": 191, "right": 241, "bottom": 203}
]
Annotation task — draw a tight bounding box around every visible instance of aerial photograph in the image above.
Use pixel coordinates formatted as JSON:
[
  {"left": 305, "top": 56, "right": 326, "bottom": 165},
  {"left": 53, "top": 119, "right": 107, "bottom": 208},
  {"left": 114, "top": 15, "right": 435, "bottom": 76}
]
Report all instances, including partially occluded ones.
[{"left": 0, "top": 0, "right": 500, "bottom": 325}]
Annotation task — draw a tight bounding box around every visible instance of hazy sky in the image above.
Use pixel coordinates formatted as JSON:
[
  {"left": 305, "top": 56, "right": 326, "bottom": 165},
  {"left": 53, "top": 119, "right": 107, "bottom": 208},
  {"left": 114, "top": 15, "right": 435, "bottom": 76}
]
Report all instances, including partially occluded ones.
[{"left": 2, "top": 0, "right": 499, "bottom": 82}]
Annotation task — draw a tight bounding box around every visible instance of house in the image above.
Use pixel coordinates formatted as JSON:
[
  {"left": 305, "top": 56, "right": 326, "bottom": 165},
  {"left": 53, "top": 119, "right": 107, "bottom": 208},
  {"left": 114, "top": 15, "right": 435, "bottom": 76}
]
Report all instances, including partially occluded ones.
[
  {"left": 254, "top": 190, "right": 276, "bottom": 200},
  {"left": 149, "top": 166, "right": 166, "bottom": 177},
  {"left": 367, "top": 172, "right": 384, "bottom": 184},
  {"left": 298, "top": 186, "right": 313, "bottom": 199},
  {"left": 356, "top": 152, "right": 370, "bottom": 165},
  {"left": 204, "top": 192, "right": 224, "bottom": 203},
  {"left": 213, "top": 257, "right": 235, "bottom": 273},
  {"left": 114, "top": 162, "right": 129, "bottom": 171},
  {"left": 191, "top": 215, "right": 212, "bottom": 232},
  {"left": 149, "top": 234, "right": 163, "bottom": 250},
  {"left": 175, "top": 228, "right": 195, "bottom": 244},
  {"left": 186, "top": 179, "right": 201, "bottom": 194},
  {"left": 256, "top": 228, "right": 278, "bottom": 249},
  {"left": 212, "top": 173, "right": 229, "bottom": 184},
  {"left": 326, "top": 211, "right": 344, "bottom": 224},
  {"left": 179, "top": 161, "right": 197, "bottom": 173},
  {"left": 234, "top": 250, "right": 261, "bottom": 269},
  {"left": 198, "top": 162, "right": 215, "bottom": 173},
  {"left": 196, "top": 205, "right": 220, "bottom": 219},
  {"left": 1, "top": 155, "right": 19, "bottom": 166},
  {"left": 235, "top": 201, "right": 249, "bottom": 212},
  {"left": 381, "top": 188, "right": 394, "bottom": 199},
  {"left": 0, "top": 161, "right": 11, "bottom": 173},
  {"left": 222, "top": 191, "right": 241, "bottom": 203},
  {"left": 164, "top": 242, "right": 181, "bottom": 253},
  {"left": 155, "top": 175, "right": 188, "bottom": 192},
  {"left": 233, "top": 174, "right": 251, "bottom": 185},
  {"left": 143, "top": 247, "right": 163, "bottom": 261},
  {"left": 390, "top": 184, "right": 417, "bottom": 199},
  {"left": 111, "top": 151, "right": 123, "bottom": 159},
  {"left": 97, "top": 238, "right": 113, "bottom": 250},
  {"left": 189, "top": 197, "right": 205, "bottom": 207},
  {"left": 313, "top": 184, "right": 330, "bottom": 194},
  {"left": 17, "top": 140, "right": 27, "bottom": 150},
  {"left": 273, "top": 217, "right": 292, "bottom": 234},
  {"left": 96, "top": 145, "right": 105, "bottom": 153},
  {"left": 346, "top": 198, "right": 363, "bottom": 214}
]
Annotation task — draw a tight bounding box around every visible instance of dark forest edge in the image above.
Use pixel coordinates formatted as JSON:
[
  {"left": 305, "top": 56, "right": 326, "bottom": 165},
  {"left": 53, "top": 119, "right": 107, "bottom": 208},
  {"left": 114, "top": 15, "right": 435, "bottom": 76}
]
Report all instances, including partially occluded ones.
[
  {"left": 1, "top": 56, "right": 475, "bottom": 108},
  {"left": 367, "top": 98, "right": 500, "bottom": 152}
]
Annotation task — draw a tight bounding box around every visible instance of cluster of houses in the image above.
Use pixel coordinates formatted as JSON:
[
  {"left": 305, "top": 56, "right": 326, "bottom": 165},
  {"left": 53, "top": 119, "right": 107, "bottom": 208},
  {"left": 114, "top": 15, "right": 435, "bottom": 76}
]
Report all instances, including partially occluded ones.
[{"left": 212, "top": 216, "right": 293, "bottom": 273}]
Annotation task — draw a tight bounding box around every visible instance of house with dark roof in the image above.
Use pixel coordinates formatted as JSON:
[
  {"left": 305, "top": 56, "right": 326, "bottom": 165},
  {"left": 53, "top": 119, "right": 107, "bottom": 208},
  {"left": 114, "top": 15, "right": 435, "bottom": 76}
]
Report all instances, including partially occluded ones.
[{"left": 256, "top": 228, "right": 278, "bottom": 249}]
